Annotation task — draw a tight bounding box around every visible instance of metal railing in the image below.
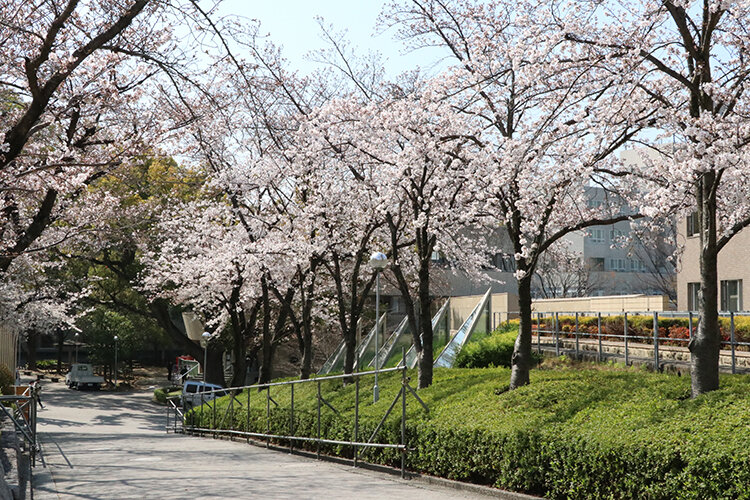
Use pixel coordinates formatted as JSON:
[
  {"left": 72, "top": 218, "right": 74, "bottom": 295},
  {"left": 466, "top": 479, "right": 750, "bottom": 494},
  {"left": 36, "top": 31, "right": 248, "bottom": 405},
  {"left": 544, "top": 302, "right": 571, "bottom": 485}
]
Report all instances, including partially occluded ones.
[
  {"left": 167, "top": 358, "right": 428, "bottom": 478},
  {"left": 0, "top": 389, "right": 39, "bottom": 467},
  {"left": 530, "top": 310, "right": 750, "bottom": 373}
]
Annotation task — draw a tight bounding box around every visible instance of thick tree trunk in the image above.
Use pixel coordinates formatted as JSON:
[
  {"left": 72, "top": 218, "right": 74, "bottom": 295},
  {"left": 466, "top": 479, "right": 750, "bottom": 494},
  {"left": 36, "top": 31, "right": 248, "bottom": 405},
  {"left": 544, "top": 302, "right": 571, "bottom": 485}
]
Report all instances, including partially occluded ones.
[
  {"left": 25, "top": 331, "right": 38, "bottom": 370},
  {"left": 205, "top": 347, "right": 225, "bottom": 386},
  {"left": 258, "top": 275, "right": 275, "bottom": 385},
  {"left": 510, "top": 277, "right": 533, "bottom": 389},
  {"left": 417, "top": 259, "right": 433, "bottom": 388},
  {"left": 690, "top": 174, "right": 720, "bottom": 396},
  {"left": 300, "top": 321, "right": 313, "bottom": 380},
  {"left": 229, "top": 328, "right": 247, "bottom": 388}
]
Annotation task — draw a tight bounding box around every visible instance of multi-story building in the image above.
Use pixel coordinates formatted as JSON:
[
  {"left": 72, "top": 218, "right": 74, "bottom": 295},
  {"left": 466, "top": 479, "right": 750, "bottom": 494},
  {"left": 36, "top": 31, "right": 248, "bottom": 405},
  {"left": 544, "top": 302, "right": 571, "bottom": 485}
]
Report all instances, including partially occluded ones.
[
  {"left": 534, "top": 186, "right": 675, "bottom": 300},
  {"left": 676, "top": 215, "right": 748, "bottom": 312}
]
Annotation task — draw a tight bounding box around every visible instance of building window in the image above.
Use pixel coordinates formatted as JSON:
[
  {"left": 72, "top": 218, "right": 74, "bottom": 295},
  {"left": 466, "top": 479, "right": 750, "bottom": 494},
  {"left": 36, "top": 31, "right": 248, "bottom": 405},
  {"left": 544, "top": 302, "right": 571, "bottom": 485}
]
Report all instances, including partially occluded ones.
[
  {"left": 687, "top": 282, "right": 700, "bottom": 311},
  {"left": 609, "top": 229, "right": 624, "bottom": 240},
  {"left": 589, "top": 228, "right": 605, "bottom": 243},
  {"left": 720, "top": 280, "right": 743, "bottom": 312},
  {"left": 608, "top": 258, "right": 627, "bottom": 272},
  {"left": 588, "top": 257, "right": 605, "bottom": 271},
  {"left": 686, "top": 213, "right": 700, "bottom": 237}
]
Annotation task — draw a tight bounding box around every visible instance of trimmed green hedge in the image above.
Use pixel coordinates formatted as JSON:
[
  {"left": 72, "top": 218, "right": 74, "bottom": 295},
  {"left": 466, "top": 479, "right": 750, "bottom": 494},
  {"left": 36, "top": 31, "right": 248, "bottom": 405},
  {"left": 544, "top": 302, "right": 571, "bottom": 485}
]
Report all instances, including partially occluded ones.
[
  {"left": 456, "top": 322, "right": 542, "bottom": 369},
  {"left": 153, "top": 386, "right": 181, "bottom": 404},
  {"left": 189, "top": 366, "right": 750, "bottom": 499}
]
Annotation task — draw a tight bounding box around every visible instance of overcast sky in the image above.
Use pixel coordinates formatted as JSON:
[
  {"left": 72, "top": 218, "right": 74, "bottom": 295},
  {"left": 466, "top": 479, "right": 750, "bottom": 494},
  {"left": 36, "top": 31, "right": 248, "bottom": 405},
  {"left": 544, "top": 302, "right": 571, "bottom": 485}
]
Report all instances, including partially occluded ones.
[{"left": 220, "top": 0, "right": 444, "bottom": 77}]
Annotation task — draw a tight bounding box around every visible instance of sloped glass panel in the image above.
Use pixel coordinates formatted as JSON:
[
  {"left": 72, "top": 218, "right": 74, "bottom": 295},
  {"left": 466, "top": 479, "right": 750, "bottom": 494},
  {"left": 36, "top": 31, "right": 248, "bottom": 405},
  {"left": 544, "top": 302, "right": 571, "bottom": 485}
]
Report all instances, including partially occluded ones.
[
  {"left": 434, "top": 289, "right": 491, "bottom": 368},
  {"left": 401, "top": 299, "right": 450, "bottom": 369}
]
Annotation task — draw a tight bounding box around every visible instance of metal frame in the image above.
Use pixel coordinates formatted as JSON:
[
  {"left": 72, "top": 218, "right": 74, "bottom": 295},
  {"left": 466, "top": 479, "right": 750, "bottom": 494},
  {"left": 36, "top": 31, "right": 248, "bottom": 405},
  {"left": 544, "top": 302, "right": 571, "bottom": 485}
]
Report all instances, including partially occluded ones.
[
  {"left": 167, "top": 357, "right": 428, "bottom": 479},
  {"left": 0, "top": 391, "right": 39, "bottom": 467},
  {"left": 531, "top": 310, "right": 750, "bottom": 373}
]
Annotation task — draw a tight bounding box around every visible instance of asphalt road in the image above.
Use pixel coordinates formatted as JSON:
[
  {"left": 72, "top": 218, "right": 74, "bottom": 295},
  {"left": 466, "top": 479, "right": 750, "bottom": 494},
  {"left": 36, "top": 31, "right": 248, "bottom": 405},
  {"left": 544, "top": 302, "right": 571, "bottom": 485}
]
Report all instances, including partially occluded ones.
[{"left": 31, "top": 379, "right": 505, "bottom": 500}]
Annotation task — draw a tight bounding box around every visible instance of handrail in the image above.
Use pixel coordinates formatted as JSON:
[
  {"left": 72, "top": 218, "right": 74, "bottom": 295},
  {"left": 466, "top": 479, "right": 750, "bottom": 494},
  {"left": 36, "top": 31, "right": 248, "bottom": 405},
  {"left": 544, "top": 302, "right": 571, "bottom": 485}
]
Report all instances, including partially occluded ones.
[{"left": 172, "top": 353, "right": 426, "bottom": 479}]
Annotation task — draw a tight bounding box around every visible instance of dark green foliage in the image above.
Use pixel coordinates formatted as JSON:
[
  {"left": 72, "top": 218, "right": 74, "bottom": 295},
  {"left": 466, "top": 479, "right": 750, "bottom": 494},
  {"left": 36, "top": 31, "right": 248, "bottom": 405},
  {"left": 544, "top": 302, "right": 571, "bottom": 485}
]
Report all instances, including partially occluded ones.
[
  {"left": 190, "top": 366, "right": 750, "bottom": 499},
  {"left": 455, "top": 323, "right": 541, "bottom": 368},
  {"left": 153, "top": 386, "right": 181, "bottom": 404},
  {"left": 0, "top": 364, "right": 13, "bottom": 395}
]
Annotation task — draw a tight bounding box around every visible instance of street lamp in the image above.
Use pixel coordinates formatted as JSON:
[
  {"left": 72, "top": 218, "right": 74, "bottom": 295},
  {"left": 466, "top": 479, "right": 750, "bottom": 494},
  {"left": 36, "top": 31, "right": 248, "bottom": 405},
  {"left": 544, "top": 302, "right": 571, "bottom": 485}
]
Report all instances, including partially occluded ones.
[
  {"left": 113, "top": 335, "right": 119, "bottom": 389},
  {"left": 74, "top": 332, "right": 79, "bottom": 364},
  {"left": 369, "top": 251, "right": 388, "bottom": 403},
  {"left": 202, "top": 331, "right": 211, "bottom": 383}
]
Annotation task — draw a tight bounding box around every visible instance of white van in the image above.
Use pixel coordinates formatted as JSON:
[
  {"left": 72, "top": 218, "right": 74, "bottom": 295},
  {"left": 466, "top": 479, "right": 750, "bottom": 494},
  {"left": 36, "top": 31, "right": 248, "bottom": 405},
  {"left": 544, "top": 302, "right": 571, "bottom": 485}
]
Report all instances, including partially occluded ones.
[{"left": 181, "top": 380, "right": 226, "bottom": 408}]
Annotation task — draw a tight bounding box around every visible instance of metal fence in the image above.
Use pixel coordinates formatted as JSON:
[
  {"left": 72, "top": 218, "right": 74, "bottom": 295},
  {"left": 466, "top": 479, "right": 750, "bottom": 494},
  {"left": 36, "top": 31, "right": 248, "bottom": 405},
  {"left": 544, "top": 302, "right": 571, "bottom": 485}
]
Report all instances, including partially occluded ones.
[
  {"left": 167, "top": 363, "right": 428, "bottom": 478},
  {"left": 531, "top": 310, "right": 750, "bottom": 373},
  {"left": 0, "top": 387, "right": 40, "bottom": 467}
]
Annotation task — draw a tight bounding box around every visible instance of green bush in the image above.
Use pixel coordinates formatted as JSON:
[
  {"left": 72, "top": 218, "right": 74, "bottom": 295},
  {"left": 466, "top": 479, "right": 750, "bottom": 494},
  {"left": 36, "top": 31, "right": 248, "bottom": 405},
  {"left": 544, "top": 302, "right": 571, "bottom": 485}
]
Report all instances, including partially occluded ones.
[
  {"left": 455, "top": 323, "right": 541, "bottom": 368},
  {"left": 190, "top": 366, "right": 750, "bottom": 499},
  {"left": 0, "top": 364, "right": 14, "bottom": 395},
  {"left": 154, "top": 386, "right": 181, "bottom": 404}
]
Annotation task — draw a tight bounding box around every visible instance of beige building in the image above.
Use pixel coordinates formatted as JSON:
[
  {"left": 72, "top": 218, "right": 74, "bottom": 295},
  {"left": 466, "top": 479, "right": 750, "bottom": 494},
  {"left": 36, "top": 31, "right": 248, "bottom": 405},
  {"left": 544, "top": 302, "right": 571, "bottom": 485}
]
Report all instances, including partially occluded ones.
[{"left": 676, "top": 215, "right": 749, "bottom": 311}]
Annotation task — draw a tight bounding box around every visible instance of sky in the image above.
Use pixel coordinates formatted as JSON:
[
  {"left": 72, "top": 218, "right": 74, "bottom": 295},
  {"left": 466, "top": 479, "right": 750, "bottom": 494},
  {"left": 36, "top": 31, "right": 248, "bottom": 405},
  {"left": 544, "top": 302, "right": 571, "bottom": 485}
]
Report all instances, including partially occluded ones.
[{"left": 219, "top": 0, "right": 445, "bottom": 77}]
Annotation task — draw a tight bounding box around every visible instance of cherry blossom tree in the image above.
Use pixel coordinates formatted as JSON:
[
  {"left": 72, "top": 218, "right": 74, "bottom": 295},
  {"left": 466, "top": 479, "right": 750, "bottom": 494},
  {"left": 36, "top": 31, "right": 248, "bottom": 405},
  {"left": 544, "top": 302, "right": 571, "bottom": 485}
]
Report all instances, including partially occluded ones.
[
  {"left": 383, "top": 0, "right": 654, "bottom": 389},
  {"left": 561, "top": 0, "right": 750, "bottom": 395}
]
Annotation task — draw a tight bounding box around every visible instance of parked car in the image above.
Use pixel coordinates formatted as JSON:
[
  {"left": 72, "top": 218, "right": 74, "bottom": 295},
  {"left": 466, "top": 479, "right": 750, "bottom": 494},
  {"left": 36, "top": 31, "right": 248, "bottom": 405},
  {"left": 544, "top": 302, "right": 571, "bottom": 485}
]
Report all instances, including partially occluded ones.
[
  {"left": 65, "top": 363, "right": 105, "bottom": 390},
  {"left": 181, "top": 380, "right": 226, "bottom": 408}
]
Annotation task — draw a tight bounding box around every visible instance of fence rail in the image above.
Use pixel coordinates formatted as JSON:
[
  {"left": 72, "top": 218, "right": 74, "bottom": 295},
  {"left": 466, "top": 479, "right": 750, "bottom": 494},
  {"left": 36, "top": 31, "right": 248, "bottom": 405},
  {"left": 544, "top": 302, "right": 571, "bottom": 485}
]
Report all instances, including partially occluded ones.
[
  {"left": 0, "top": 390, "right": 40, "bottom": 467},
  {"left": 167, "top": 360, "right": 428, "bottom": 478},
  {"left": 530, "top": 310, "right": 750, "bottom": 373}
]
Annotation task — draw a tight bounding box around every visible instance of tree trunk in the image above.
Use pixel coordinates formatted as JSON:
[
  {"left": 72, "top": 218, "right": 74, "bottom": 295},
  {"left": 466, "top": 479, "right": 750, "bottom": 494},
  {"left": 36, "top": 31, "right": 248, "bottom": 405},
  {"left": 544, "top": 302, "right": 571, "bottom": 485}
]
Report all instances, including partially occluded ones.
[
  {"left": 56, "top": 329, "right": 65, "bottom": 373},
  {"left": 300, "top": 320, "right": 313, "bottom": 380},
  {"left": 690, "top": 173, "right": 720, "bottom": 396},
  {"left": 25, "top": 331, "right": 38, "bottom": 370},
  {"left": 205, "top": 347, "right": 225, "bottom": 386},
  {"left": 510, "top": 276, "right": 534, "bottom": 389},
  {"left": 258, "top": 275, "right": 274, "bottom": 385},
  {"left": 417, "top": 258, "right": 433, "bottom": 388}
]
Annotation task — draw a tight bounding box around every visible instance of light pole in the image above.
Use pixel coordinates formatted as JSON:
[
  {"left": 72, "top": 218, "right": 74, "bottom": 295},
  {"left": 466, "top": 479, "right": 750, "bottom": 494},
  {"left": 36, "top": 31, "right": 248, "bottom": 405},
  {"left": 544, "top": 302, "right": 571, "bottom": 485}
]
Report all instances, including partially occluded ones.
[
  {"left": 113, "top": 335, "right": 119, "bottom": 389},
  {"left": 74, "top": 332, "right": 79, "bottom": 364},
  {"left": 369, "top": 251, "right": 388, "bottom": 403},
  {"left": 202, "top": 331, "right": 211, "bottom": 383}
]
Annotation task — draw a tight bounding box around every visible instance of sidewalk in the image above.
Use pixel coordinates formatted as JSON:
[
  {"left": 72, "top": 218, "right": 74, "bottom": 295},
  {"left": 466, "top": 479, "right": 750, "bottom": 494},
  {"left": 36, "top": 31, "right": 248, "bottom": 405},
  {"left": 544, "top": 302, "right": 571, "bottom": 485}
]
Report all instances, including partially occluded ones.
[{"left": 32, "top": 380, "right": 508, "bottom": 500}]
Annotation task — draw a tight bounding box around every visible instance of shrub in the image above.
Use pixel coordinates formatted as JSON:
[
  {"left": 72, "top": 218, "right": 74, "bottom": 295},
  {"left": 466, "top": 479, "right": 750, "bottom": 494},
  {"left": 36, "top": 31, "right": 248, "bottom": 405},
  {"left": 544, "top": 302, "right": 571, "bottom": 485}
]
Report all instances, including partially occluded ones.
[
  {"left": 0, "top": 364, "right": 14, "bottom": 395},
  {"left": 154, "top": 386, "right": 181, "bottom": 404},
  {"left": 191, "top": 366, "right": 750, "bottom": 499},
  {"left": 455, "top": 323, "right": 541, "bottom": 369}
]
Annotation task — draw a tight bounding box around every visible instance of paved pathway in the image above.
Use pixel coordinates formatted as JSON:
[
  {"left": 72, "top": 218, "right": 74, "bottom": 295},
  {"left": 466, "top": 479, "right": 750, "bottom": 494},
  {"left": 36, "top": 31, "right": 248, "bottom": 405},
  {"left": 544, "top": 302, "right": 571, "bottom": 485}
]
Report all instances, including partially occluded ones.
[{"left": 32, "top": 380, "right": 500, "bottom": 500}]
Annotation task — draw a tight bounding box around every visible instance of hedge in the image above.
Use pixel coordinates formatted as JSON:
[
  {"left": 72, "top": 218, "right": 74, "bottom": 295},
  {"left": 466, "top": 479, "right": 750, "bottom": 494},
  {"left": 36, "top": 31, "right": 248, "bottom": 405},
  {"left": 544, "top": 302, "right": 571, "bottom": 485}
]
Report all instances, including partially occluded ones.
[
  {"left": 153, "top": 386, "right": 181, "bottom": 404},
  {"left": 187, "top": 365, "right": 750, "bottom": 499},
  {"left": 455, "top": 321, "right": 543, "bottom": 369}
]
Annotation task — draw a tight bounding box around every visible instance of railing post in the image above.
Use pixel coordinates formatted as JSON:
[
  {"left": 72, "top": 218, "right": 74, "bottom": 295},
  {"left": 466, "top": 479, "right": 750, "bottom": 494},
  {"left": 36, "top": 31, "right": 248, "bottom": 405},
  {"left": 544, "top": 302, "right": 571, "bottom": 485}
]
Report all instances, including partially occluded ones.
[
  {"left": 555, "top": 312, "right": 560, "bottom": 356},
  {"left": 200, "top": 390, "right": 205, "bottom": 433},
  {"left": 653, "top": 312, "right": 659, "bottom": 372},
  {"left": 575, "top": 313, "right": 581, "bottom": 361},
  {"left": 212, "top": 389, "right": 217, "bottom": 436},
  {"left": 537, "top": 313, "right": 541, "bottom": 355},
  {"left": 290, "top": 383, "right": 295, "bottom": 454},
  {"left": 401, "top": 357, "right": 406, "bottom": 479},
  {"left": 316, "top": 380, "right": 322, "bottom": 460},
  {"left": 354, "top": 377, "right": 359, "bottom": 468},
  {"left": 731, "top": 312, "right": 736, "bottom": 374},
  {"left": 246, "top": 388, "right": 250, "bottom": 442},
  {"left": 266, "top": 387, "right": 270, "bottom": 449},
  {"left": 597, "top": 313, "right": 602, "bottom": 362},
  {"left": 624, "top": 312, "right": 629, "bottom": 366}
]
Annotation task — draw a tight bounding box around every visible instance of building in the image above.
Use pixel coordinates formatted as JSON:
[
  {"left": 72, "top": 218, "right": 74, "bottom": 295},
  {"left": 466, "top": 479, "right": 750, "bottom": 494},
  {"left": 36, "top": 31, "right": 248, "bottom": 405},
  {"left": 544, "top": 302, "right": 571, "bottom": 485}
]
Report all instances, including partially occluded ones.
[
  {"left": 533, "top": 186, "right": 675, "bottom": 300},
  {"left": 676, "top": 215, "right": 748, "bottom": 312}
]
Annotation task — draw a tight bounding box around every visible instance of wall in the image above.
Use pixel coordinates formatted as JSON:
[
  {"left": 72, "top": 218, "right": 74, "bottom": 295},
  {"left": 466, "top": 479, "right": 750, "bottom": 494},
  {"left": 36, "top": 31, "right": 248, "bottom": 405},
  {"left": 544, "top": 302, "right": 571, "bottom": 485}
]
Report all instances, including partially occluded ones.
[
  {"left": 676, "top": 217, "right": 750, "bottom": 311},
  {"left": 531, "top": 294, "right": 672, "bottom": 313}
]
